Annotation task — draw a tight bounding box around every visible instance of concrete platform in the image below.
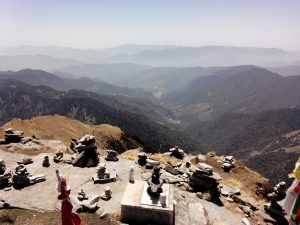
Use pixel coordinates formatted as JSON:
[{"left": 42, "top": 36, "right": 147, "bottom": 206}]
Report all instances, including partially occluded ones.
[{"left": 121, "top": 180, "right": 174, "bottom": 225}]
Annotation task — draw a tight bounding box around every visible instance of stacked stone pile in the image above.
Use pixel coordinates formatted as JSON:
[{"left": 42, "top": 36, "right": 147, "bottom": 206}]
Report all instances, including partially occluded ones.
[
  {"left": 2, "top": 128, "right": 24, "bottom": 144},
  {"left": 53, "top": 150, "right": 64, "bottom": 163},
  {"left": 12, "top": 165, "right": 45, "bottom": 189},
  {"left": 146, "top": 158, "right": 160, "bottom": 169},
  {"left": 169, "top": 146, "right": 185, "bottom": 159},
  {"left": 188, "top": 163, "right": 221, "bottom": 201},
  {"left": 105, "top": 150, "right": 119, "bottom": 161},
  {"left": 72, "top": 135, "right": 99, "bottom": 167},
  {"left": 222, "top": 156, "right": 235, "bottom": 172},
  {"left": 12, "top": 165, "right": 30, "bottom": 188},
  {"left": 92, "top": 163, "right": 116, "bottom": 184},
  {"left": 42, "top": 156, "right": 50, "bottom": 167},
  {"left": 264, "top": 182, "right": 287, "bottom": 218},
  {"left": 137, "top": 152, "right": 147, "bottom": 166},
  {"left": 0, "top": 159, "right": 12, "bottom": 188}
]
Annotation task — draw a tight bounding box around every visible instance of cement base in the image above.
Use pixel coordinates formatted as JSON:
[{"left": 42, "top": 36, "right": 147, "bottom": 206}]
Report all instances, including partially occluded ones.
[{"left": 121, "top": 180, "right": 174, "bottom": 225}]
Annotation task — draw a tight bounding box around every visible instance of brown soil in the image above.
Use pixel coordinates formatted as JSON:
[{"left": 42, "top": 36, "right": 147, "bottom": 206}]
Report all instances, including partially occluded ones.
[{"left": 0, "top": 209, "right": 119, "bottom": 225}]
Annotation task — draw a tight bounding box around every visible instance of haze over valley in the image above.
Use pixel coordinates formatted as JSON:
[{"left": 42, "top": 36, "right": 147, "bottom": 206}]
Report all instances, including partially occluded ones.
[{"left": 1, "top": 1, "right": 300, "bottom": 224}]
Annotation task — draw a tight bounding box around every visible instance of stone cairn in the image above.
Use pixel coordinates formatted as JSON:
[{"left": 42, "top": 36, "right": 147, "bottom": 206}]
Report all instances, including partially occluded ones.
[
  {"left": 188, "top": 163, "right": 221, "bottom": 201},
  {"left": 2, "top": 128, "right": 24, "bottom": 144},
  {"left": 105, "top": 150, "right": 119, "bottom": 162},
  {"left": 92, "top": 163, "right": 116, "bottom": 184},
  {"left": 17, "top": 158, "right": 33, "bottom": 165},
  {"left": 0, "top": 159, "right": 12, "bottom": 189},
  {"left": 147, "top": 166, "right": 164, "bottom": 196},
  {"left": 264, "top": 181, "right": 287, "bottom": 218},
  {"left": 13, "top": 165, "right": 30, "bottom": 188},
  {"left": 100, "top": 186, "right": 112, "bottom": 201},
  {"left": 222, "top": 156, "right": 235, "bottom": 172},
  {"left": 53, "top": 150, "right": 64, "bottom": 163},
  {"left": 12, "top": 165, "right": 46, "bottom": 189},
  {"left": 78, "top": 189, "right": 89, "bottom": 201},
  {"left": 72, "top": 135, "right": 99, "bottom": 168},
  {"left": 42, "top": 156, "right": 50, "bottom": 167},
  {"left": 137, "top": 152, "right": 147, "bottom": 166},
  {"left": 146, "top": 158, "right": 160, "bottom": 169},
  {"left": 169, "top": 146, "right": 185, "bottom": 159}
]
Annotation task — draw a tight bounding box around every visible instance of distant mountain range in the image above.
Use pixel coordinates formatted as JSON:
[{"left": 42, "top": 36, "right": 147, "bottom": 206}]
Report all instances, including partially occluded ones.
[
  {"left": 161, "top": 66, "right": 300, "bottom": 122},
  {"left": 0, "top": 45, "right": 299, "bottom": 69},
  {"left": 0, "top": 79, "right": 198, "bottom": 152},
  {"left": 0, "top": 69, "right": 154, "bottom": 100},
  {"left": 186, "top": 109, "right": 300, "bottom": 185},
  {"left": 1, "top": 54, "right": 300, "bottom": 185},
  {"left": 0, "top": 55, "right": 83, "bottom": 71},
  {"left": 269, "top": 65, "right": 300, "bottom": 76}
]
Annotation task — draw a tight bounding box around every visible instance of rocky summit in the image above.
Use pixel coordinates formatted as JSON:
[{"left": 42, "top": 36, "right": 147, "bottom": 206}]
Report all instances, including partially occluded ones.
[{"left": 0, "top": 116, "right": 291, "bottom": 225}]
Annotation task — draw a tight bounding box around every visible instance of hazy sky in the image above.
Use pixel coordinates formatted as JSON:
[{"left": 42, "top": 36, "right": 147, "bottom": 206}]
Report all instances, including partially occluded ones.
[{"left": 0, "top": 0, "right": 299, "bottom": 50}]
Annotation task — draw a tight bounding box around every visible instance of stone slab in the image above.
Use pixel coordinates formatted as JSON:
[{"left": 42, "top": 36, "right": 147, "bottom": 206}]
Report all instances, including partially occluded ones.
[
  {"left": 121, "top": 180, "right": 174, "bottom": 225},
  {"left": 92, "top": 174, "right": 117, "bottom": 184},
  {"left": 189, "top": 203, "right": 209, "bottom": 225}
]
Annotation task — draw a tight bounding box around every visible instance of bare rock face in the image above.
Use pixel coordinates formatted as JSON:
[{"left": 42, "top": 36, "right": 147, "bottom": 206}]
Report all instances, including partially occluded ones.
[{"left": 72, "top": 135, "right": 99, "bottom": 168}]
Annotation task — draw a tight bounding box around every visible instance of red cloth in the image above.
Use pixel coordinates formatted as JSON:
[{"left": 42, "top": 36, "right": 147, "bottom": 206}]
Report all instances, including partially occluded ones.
[{"left": 58, "top": 180, "right": 82, "bottom": 225}]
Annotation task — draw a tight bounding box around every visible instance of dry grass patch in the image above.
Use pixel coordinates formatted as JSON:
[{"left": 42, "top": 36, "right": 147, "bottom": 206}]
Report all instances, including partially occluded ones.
[
  {"left": 121, "top": 149, "right": 140, "bottom": 161},
  {"left": 214, "top": 155, "right": 225, "bottom": 161},
  {"left": 149, "top": 153, "right": 181, "bottom": 164},
  {"left": 122, "top": 150, "right": 182, "bottom": 165},
  {"left": 110, "top": 210, "right": 121, "bottom": 221},
  {"left": 41, "top": 145, "right": 69, "bottom": 153},
  {"left": 0, "top": 209, "right": 118, "bottom": 225},
  {"left": 222, "top": 178, "right": 244, "bottom": 189}
]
